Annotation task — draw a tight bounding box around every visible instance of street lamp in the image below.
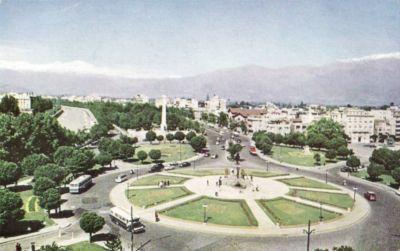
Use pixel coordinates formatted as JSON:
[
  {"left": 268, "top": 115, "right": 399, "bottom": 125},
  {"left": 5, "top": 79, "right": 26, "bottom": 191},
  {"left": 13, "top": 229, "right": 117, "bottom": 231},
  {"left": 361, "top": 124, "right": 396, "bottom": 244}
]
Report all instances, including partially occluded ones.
[
  {"left": 127, "top": 182, "right": 130, "bottom": 198},
  {"left": 353, "top": 187, "right": 358, "bottom": 201},
  {"left": 319, "top": 202, "right": 323, "bottom": 222},
  {"left": 266, "top": 160, "right": 269, "bottom": 172},
  {"left": 203, "top": 203, "right": 208, "bottom": 223},
  {"left": 325, "top": 171, "right": 328, "bottom": 184},
  {"left": 303, "top": 220, "right": 315, "bottom": 251},
  {"left": 136, "top": 166, "right": 139, "bottom": 180}
]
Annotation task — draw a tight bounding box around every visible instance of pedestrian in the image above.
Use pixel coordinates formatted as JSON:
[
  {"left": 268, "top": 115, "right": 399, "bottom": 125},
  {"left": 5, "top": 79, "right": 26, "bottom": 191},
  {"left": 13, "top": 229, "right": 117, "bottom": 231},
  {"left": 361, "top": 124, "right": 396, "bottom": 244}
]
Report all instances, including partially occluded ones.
[
  {"left": 16, "top": 243, "right": 22, "bottom": 251},
  {"left": 250, "top": 175, "right": 253, "bottom": 182},
  {"left": 167, "top": 180, "right": 170, "bottom": 186},
  {"left": 155, "top": 211, "right": 159, "bottom": 222},
  {"left": 207, "top": 180, "right": 209, "bottom": 186}
]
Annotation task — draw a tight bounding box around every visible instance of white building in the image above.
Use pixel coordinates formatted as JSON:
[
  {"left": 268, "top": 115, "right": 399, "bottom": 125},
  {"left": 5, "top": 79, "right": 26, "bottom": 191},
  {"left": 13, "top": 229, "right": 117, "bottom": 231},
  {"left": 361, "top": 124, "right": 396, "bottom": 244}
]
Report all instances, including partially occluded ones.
[
  {"left": 0, "top": 92, "right": 33, "bottom": 113},
  {"left": 173, "top": 97, "right": 199, "bottom": 110},
  {"left": 205, "top": 95, "right": 227, "bottom": 114},
  {"left": 133, "top": 94, "right": 149, "bottom": 104}
]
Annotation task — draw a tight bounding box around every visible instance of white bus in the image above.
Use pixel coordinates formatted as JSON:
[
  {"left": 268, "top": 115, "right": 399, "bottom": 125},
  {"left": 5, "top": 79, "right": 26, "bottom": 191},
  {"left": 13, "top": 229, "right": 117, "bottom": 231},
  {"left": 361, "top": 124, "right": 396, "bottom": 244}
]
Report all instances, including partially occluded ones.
[
  {"left": 69, "top": 175, "right": 92, "bottom": 194},
  {"left": 109, "top": 207, "right": 144, "bottom": 233}
]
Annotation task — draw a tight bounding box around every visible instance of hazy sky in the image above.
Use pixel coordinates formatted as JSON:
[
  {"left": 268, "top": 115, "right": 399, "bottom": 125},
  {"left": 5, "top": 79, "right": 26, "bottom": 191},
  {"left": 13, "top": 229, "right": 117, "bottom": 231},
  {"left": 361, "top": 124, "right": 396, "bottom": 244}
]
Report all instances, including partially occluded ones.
[{"left": 0, "top": 0, "right": 399, "bottom": 78}]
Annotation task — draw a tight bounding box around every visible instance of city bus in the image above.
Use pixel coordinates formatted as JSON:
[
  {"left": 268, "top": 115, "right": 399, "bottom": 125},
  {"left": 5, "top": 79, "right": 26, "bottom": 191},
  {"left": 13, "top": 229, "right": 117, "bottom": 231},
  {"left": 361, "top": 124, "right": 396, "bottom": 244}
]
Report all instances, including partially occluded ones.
[
  {"left": 68, "top": 175, "right": 92, "bottom": 194},
  {"left": 109, "top": 207, "right": 145, "bottom": 233}
]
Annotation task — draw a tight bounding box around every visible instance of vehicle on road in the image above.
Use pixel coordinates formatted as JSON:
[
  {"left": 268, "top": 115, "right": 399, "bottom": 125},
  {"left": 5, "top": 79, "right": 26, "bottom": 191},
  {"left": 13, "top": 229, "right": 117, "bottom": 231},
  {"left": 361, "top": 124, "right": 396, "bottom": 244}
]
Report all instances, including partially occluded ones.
[
  {"left": 364, "top": 191, "right": 377, "bottom": 201},
  {"left": 130, "top": 169, "right": 135, "bottom": 175},
  {"left": 340, "top": 166, "right": 351, "bottom": 172},
  {"left": 216, "top": 141, "right": 220, "bottom": 145},
  {"left": 203, "top": 152, "right": 210, "bottom": 157},
  {"left": 395, "top": 190, "right": 400, "bottom": 196},
  {"left": 109, "top": 207, "right": 145, "bottom": 233},
  {"left": 249, "top": 146, "right": 257, "bottom": 155},
  {"left": 115, "top": 174, "right": 128, "bottom": 183},
  {"left": 69, "top": 175, "right": 92, "bottom": 194},
  {"left": 220, "top": 145, "right": 225, "bottom": 150},
  {"left": 179, "top": 162, "right": 191, "bottom": 167},
  {"left": 149, "top": 163, "right": 164, "bottom": 173},
  {"left": 164, "top": 165, "right": 176, "bottom": 170},
  {"left": 211, "top": 154, "right": 218, "bottom": 159}
]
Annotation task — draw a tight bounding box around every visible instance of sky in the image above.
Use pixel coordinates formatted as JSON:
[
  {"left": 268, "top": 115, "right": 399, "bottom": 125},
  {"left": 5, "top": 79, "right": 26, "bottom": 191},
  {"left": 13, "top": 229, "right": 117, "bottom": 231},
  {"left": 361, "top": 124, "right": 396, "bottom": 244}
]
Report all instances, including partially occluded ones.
[{"left": 0, "top": 0, "right": 399, "bottom": 78}]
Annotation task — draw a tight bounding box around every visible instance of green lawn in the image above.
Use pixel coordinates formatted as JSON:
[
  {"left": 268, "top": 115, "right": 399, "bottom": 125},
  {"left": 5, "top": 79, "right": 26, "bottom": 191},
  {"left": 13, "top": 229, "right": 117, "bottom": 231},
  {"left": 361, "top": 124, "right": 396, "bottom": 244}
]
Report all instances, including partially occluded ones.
[
  {"left": 131, "top": 174, "right": 190, "bottom": 186},
  {"left": 127, "top": 187, "right": 193, "bottom": 208},
  {"left": 19, "top": 190, "right": 55, "bottom": 226},
  {"left": 288, "top": 189, "right": 354, "bottom": 209},
  {"left": 168, "top": 168, "right": 226, "bottom": 177},
  {"left": 161, "top": 196, "right": 258, "bottom": 227},
  {"left": 134, "top": 143, "right": 196, "bottom": 164},
  {"left": 270, "top": 145, "right": 337, "bottom": 167},
  {"left": 68, "top": 241, "right": 105, "bottom": 251},
  {"left": 243, "top": 169, "right": 288, "bottom": 178},
  {"left": 278, "top": 177, "right": 339, "bottom": 190},
  {"left": 351, "top": 169, "right": 397, "bottom": 187},
  {"left": 257, "top": 197, "right": 340, "bottom": 226}
]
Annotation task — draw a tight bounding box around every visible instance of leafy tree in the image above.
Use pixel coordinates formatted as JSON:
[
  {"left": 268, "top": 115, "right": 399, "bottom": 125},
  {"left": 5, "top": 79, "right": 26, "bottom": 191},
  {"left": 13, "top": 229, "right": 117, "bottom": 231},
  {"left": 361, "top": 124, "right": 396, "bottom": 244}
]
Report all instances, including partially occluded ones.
[
  {"left": 332, "top": 245, "right": 354, "bottom": 251},
  {"left": 31, "top": 96, "right": 53, "bottom": 114},
  {"left": 314, "top": 153, "right": 321, "bottom": 165},
  {"left": 156, "top": 135, "right": 164, "bottom": 143},
  {"left": 229, "top": 120, "right": 238, "bottom": 130},
  {"left": 89, "top": 124, "right": 109, "bottom": 140},
  {"left": 33, "top": 177, "right": 56, "bottom": 196},
  {"left": 166, "top": 133, "right": 174, "bottom": 143},
  {"left": 105, "top": 236, "right": 122, "bottom": 251},
  {"left": 190, "top": 135, "right": 207, "bottom": 152},
  {"left": 307, "top": 118, "right": 347, "bottom": 141},
  {"left": 149, "top": 149, "right": 162, "bottom": 162},
  {"left": 307, "top": 133, "right": 328, "bottom": 150},
  {"left": 337, "top": 146, "right": 350, "bottom": 159},
  {"left": 98, "top": 138, "right": 120, "bottom": 159},
  {"left": 369, "top": 148, "right": 400, "bottom": 171},
  {"left": 21, "top": 153, "right": 51, "bottom": 176},
  {"left": 240, "top": 121, "right": 247, "bottom": 134},
  {"left": 95, "top": 153, "right": 113, "bottom": 167},
  {"left": 201, "top": 113, "right": 208, "bottom": 121},
  {"left": 64, "top": 150, "right": 95, "bottom": 176},
  {"left": 174, "top": 131, "right": 185, "bottom": 143},
  {"left": 145, "top": 130, "right": 157, "bottom": 144},
  {"left": 79, "top": 212, "right": 105, "bottom": 242},
  {"left": 227, "top": 143, "right": 243, "bottom": 159},
  {"left": 391, "top": 167, "right": 400, "bottom": 185},
  {"left": 218, "top": 112, "right": 229, "bottom": 127},
  {"left": 185, "top": 131, "right": 196, "bottom": 142},
  {"left": 39, "top": 188, "right": 61, "bottom": 215},
  {"left": 0, "top": 189, "right": 24, "bottom": 235},
  {"left": 120, "top": 135, "right": 135, "bottom": 145},
  {"left": 54, "top": 146, "right": 75, "bottom": 166},
  {"left": 367, "top": 163, "right": 385, "bottom": 181},
  {"left": 346, "top": 155, "right": 361, "bottom": 172},
  {"left": 0, "top": 161, "right": 22, "bottom": 188},
  {"left": 137, "top": 150, "right": 148, "bottom": 163},
  {"left": 38, "top": 242, "right": 72, "bottom": 251},
  {"left": 119, "top": 144, "right": 135, "bottom": 160},
  {"left": 325, "top": 149, "right": 337, "bottom": 162},
  {"left": 260, "top": 143, "right": 272, "bottom": 155},
  {"left": 0, "top": 95, "right": 20, "bottom": 116},
  {"left": 34, "top": 164, "right": 66, "bottom": 186}
]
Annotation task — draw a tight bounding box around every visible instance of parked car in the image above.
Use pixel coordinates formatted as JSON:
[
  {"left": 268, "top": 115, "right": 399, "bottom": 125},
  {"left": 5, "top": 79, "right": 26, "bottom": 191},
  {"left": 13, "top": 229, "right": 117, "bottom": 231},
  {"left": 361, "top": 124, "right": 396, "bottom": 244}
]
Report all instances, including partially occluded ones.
[
  {"left": 115, "top": 174, "right": 128, "bottom": 183},
  {"left": 395, "top": 190, "right": 400, "bottom": 196},
  {"left": 220, "top": 145, "right": 225, "bottom": 150},
  {"left": 130, "top": 169, "right": 135, "bottom": 175},
  {"left": 364, "top": 191, "right": 377, "bottom": 201},
  {"left": 149, "top": 163, "right": 164, "bottom": 173},
  {"left": 340, "top": 166, "right": 351, "bottom": 172},
  {"left": 179, "top": 162, "right": 191, "bottom": 167},
  {"left": 211, "top": 154, "right": 218, "bottom": 159},
  {"left": 164, "top": 165, "right": 175, "bottom": 171},
  {"left": 203, "top": 152, "right": 210, "bottom": 157},
  {"left": 216, "top": 141, "right": 220, "bottom": 145}
]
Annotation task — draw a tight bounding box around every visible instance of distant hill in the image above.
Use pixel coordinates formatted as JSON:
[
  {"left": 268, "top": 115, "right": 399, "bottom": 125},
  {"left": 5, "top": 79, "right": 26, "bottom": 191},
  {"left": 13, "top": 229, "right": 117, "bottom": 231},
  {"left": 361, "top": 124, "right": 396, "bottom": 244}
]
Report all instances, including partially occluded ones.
[{"left": 0, "top": 56, "right": 399, "bottom": 105}]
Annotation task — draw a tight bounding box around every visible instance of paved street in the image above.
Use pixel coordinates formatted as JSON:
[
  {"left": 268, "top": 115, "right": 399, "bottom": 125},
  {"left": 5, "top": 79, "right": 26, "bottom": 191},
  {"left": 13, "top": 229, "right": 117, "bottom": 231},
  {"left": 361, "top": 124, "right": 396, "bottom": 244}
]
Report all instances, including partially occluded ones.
[{"left": 1, "top": 127, "right": 400, "bottom": 251}]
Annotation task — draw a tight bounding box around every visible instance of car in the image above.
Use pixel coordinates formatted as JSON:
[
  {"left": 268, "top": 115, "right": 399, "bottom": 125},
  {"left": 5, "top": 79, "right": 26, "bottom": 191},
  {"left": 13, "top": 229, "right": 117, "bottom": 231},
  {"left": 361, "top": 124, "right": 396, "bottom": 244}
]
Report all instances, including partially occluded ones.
[
  {"left": 164, "top": 165, "right": 175, "bottom": 171},
  {"left": 149, "top": 163, "right": 164, "bottom": 173},
  {"left": 129, "top": 169, "right": 135, "bottom": 174},
  {"left": 115, "top": 174, "right": 128, "bottom": 183},
  {"left": 364, "top": 191, "right": 377, "bottom": 201},
  {"left": 220, "top": 145, "right": 225, "bottom": 150},
  {"left": 216, "top": 141, "right": 220, "bottom": 145},
  {"left": 179, "top": 162, "right": 191, "bottom": 167},
  {"left": 236, "top": 139, "right": 242, "bottom": 143},
  {"left": 340, "top": 166, "right": 350, "bottom": 172},
  {"left": 211, "top": 154, "right": 218, "bottom": 159},
  {"left": 203, "top": 152, "right": 210, "bottom": 157},
  {"left": 395, "top": 190, "right": 400, "bottom": 196}
]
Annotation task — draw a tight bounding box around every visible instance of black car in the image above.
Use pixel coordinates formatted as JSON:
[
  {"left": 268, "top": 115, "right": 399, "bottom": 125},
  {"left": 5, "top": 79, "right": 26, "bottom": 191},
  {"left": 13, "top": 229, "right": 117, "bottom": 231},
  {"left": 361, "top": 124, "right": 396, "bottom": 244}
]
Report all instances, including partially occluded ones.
[
  {"left": 179, "top": 162, "right": 191, "bottom": 167},
  {"left": 340, "top": 166, "right": 350, "bottom": 172},
  {"left": 149, "top": 163, "right": 164, "bottom": 173}
]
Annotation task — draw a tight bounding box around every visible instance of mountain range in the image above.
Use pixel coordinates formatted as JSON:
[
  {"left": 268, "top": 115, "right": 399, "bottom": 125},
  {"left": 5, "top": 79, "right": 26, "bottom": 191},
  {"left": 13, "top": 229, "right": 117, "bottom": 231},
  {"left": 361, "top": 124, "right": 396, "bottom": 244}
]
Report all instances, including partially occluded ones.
[{"left": 0, "top": 55, "right": 399, "bottom": 105}]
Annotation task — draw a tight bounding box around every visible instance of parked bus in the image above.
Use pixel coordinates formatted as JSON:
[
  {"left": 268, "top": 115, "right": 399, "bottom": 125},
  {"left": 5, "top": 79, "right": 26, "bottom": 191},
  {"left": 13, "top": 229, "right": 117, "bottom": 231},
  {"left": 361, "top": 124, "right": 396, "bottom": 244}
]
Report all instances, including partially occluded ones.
[
  {"left": 109, "top": 207, "right": 145, "bottom": 233},
  {"left": 69, "top": 175, "right": 92, "bottom": 194}
]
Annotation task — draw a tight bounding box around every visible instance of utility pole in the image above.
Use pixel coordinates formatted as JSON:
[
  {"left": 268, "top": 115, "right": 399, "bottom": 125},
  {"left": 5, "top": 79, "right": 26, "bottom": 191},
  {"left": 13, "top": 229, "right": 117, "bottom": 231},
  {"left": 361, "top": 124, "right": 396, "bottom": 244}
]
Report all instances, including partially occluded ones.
[
  {"left": 303, "top": 220, "right": 315, "bottom": 251},
  {"left": 130, "top": 206, "right": 134, "bottom": 251},
  {"left": 325, "top": 171, "right": 328, "bottom": 184}
]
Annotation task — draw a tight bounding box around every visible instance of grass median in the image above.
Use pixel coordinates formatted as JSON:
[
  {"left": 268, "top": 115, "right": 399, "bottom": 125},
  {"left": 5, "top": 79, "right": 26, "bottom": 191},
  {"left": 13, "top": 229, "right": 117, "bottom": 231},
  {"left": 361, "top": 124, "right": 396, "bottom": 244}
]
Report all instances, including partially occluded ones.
[
  {"left": 127, "top": 187, "right": 193, "bottom": 208},
  {"left": 131, "top": 174, "right": 190, "bottom": 186},
  {"left": 278, "top": 177, "right": 339, "bottom": 190}
]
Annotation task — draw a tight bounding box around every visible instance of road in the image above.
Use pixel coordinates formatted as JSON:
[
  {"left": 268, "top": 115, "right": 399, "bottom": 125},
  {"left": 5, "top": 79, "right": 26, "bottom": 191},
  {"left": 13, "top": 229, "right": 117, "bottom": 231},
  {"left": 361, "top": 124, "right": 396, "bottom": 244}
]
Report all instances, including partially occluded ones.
[
  {"left": 2, "top": 127, "right": 400, "bottom": 250},
  {"left": 57, "top": 106, "right": 97, "bottom": 132}
]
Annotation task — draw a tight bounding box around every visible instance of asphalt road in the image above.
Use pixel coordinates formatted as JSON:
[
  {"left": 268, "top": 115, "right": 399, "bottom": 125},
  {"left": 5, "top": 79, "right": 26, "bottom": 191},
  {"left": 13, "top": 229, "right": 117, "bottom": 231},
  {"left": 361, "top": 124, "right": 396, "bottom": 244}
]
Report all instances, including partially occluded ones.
[{"left": 2, "top": 127, "right": 400, "bottom": 251}]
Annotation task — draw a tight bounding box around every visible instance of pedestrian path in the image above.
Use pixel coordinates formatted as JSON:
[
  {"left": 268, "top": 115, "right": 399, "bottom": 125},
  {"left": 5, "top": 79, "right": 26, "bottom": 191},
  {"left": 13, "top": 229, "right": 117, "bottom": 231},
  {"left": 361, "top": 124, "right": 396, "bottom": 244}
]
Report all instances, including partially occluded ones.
[
  {"left": 244, "top": 199, "right": 277, "bottom": 228},
  {"left": 286, "top": 186, "right": 348, "bottom": 194}
]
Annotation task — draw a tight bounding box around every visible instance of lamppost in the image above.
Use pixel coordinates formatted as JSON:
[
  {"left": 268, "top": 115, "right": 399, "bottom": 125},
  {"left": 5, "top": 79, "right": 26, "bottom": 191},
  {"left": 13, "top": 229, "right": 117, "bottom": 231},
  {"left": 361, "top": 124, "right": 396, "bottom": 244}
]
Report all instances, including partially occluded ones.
[
  {"left": 303, "top": 220, "right": 315, "bottom": 251},
  {"left": 319, "top": 202, "right": 323, "bottom": 222},
  {"left": 136, "top": 166, "right": 139, "bottom": 180},
  {"left": 179, "top": 142, "right": 182, "bottom": 162},
  {"left": 325, "top": 171, "right": 328, "bottom": 184},
  {"left": 203, "top": 203, "right": 208, "bottom": 223},
  {"left": 353, "top": 187, "right": 358, "bottom": 202},
  {"left": 266, "top": 160, "right": 269, "bottom": 172}
]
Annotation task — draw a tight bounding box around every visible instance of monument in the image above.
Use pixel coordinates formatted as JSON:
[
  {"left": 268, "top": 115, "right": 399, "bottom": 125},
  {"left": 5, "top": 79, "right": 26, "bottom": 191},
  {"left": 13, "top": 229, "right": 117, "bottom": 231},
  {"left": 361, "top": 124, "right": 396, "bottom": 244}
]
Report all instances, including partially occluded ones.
[{"left": 160, "top": 95, "right": 167, "bottom": 132}]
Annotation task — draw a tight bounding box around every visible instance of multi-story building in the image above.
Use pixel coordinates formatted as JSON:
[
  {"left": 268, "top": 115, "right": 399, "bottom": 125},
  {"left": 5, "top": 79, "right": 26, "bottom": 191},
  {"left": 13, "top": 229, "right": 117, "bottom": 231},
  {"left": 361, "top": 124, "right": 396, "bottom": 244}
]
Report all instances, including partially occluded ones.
[
  {"left": 133, "top": 94, "right": 149, "bottom": 104},
  {"left": 173, "top": 97, "right": 199, "bottom": 110},
  {"left": 394, "top": 112, "right": 400, "bottom": 140},
  {"left": 205, "top": 95, "right": 227, "bottom": 113},
  {"left": 0, "top": 92, "right": 33, "bottom": 113}
]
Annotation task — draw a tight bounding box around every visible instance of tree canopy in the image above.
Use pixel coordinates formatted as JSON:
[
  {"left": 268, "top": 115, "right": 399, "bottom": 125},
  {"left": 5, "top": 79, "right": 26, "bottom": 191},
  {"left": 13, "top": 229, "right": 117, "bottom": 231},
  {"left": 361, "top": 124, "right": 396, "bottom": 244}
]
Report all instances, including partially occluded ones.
[
  {"left": 0, "top": 95, "right": 20, "bottom": 116},
  {"left": 79, "top": 212, "right": 105, "bottom": 242},
  {"left": 0, "top": 189, "right": 24, "bottom": 234}
]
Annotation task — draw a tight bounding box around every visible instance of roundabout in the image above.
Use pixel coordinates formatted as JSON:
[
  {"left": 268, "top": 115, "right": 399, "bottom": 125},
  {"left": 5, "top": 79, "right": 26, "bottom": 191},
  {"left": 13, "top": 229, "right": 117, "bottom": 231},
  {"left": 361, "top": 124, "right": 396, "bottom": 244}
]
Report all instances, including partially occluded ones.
[{"left": 109, "top": 167, "right": 371, "bottom": 237}]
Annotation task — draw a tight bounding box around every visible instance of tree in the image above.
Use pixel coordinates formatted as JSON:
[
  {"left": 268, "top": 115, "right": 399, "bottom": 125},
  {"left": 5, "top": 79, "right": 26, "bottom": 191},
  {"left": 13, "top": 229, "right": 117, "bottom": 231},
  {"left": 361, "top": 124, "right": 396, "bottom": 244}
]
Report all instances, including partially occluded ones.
[
  {"left": 105, "top": 236, "right": 122, "bottom": 251},
  {"left": 314, "top": 153, "right": 321, "bottom": 165},
  {"left": 149, "top": 149, "right": 162, "bottom": 162},
  {"left": 325, "top": 149, "right": 337, "bottom": 162},
  {"left": 33, "top": 177, "right": 56, "bottom": 196},
  {"left": 260, "top": 142, "right": 272, "bottom": 155},
  {"left": 227, "top": 143, "right": 243, "bottom": 159},
  {"left": 21, "top": 153, "right": 51, "bottom": 176},
  {"left": 367, "top": 163, "right": 385, "bottom": 181},
  {"left": 120, "top": 135, "right": 135, "bottom": 145},
  {"left": 201, "top": 113, "right": 208, "bottom": 121},
  {"left": 190, "top": 135, "right": 207, "bottom": 152},
  {"left": 337, "top": 146, "right": 350, "bottom": 159},
  {"left": 391, "top": 167, "right": 400, "bottom": 185},
  {"left": 166, "top": 133, "right": 174, "bottom": 143},
  {"left": 79, "top": 212, "right": 105, "bottom": 242},
  {"left": 307, "top": 133, "right": 328, "bottom": 150},
  {"left": 218, "top": 112, "right": 229, "bottom": 127},
  {"left": 0, "top": 95, "right": 20, "bottom": 116},
  {"left": 31, "top": 96, "right": 53, "bottom": 114},
  {"left": 174, "top": 131, "right": 185, "bottom": 143},
  {"left": 137, "top": 150, "right": 148, "bottom": 163},
  {"left": 240, "top": 121, "right": 248, "bottom": 134},
  {"left": 34, "top": 164, "right": 66, "bottom": 186},
  {"left": 0, "top": 189, "right": 24, "bottom": 235},
  {"left": 95, "top": 153, "right": 113, "bottom": 168},
  {"left": 39, "top": 188, "right": 61, "bottom": 216},
  {"left": 0, "top": 161, "right": 22, "bottom": 187},
  {"left": 369, "top": 148, "right": 400, "bottom": 171},
  {"left": 89, "top": 124, "right": 109, "bottom": 140},
  {"left": 185, "top": 131, "right": 196, "bottom": 142},
  {"left": 346, "top": 155, "right": 361, "bottom": 172},
  {"left": 119, "top": 144, "right": 135, "bottom": 160},
  {"left": 38, "top": 242, "right": 72, "bottom": 251},
  {"left": 64, "top": 150, "right": 95, "bottom": 177},
  {"left": 145, "top": 130, "right": 157, "bottom": 144},
  {"left": 54, "top": 146, "right": 75, "bottom": 166},
  {"left": 156, "top": 135, "right": 164, "bottom": 143},
  {"left": 332, "top": 245, "right": 354, "bottom": 251}
]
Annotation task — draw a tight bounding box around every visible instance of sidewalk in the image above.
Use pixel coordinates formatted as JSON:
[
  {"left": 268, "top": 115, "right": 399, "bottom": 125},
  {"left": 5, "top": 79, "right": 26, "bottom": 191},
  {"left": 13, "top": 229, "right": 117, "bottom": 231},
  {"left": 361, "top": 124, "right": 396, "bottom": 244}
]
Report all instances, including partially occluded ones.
[{"left": 339, "top": 170, "right": 400, "bottom": 194}]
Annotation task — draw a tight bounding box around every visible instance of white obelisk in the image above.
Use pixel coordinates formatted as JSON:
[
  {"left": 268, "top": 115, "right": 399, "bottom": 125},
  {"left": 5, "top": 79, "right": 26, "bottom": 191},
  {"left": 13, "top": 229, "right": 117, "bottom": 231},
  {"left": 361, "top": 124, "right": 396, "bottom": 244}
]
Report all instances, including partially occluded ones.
[{"left": 161, "top": 95, "right": 167, "bottom": 131}]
